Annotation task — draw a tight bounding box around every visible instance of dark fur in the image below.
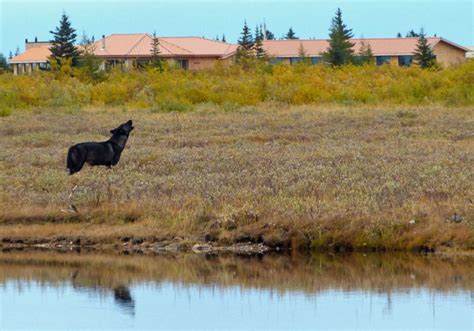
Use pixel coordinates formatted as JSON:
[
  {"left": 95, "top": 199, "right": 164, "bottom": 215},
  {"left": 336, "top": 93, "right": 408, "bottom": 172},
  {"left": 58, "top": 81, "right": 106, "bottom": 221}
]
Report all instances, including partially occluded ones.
[{"left": 67, "top": 120, "right": 134, "bottom": 175}]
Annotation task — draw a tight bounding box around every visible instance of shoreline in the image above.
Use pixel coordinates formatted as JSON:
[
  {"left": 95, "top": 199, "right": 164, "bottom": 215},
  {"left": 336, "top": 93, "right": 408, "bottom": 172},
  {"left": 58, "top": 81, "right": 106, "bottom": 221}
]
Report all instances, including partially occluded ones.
[{"left": 2, "top": 234, "right": 472, "bottom": 256}]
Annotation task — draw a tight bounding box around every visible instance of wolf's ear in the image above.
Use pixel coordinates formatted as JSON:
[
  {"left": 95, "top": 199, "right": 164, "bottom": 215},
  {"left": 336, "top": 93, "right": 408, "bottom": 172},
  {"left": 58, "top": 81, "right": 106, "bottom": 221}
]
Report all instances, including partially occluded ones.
[
  {"left": 110, "top": 128, "right": 118, "bottom": 134},
  {"left": 127, "top": 120, "right": 133, "bottom": 125}
]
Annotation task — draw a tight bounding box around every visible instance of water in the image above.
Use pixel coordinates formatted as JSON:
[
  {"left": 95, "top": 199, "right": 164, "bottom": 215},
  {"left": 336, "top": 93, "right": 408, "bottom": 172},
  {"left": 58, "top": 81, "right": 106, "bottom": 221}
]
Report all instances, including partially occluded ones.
[{"left": 0, "top": 251, "right": 473, "bottom": 330}]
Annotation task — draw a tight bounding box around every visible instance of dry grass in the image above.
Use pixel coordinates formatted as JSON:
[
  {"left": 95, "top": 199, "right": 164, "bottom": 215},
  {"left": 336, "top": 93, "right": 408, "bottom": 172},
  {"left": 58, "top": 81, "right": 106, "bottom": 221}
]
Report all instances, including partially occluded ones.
[{"left": 0, "top": 105, "right": 473, "bottom": 251}]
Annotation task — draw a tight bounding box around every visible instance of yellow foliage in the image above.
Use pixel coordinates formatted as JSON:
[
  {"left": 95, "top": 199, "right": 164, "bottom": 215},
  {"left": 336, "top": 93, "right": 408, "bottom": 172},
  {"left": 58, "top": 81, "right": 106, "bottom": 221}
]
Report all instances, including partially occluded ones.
[{"left": 0, "top": 61, "right": 473, "bottom": 112}]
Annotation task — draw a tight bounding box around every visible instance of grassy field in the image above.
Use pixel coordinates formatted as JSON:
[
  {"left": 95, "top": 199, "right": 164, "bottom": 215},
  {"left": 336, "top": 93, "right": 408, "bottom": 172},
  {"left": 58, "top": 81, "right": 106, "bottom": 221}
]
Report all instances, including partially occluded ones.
[{"left": 0, "top": 105, "right": 473, "bottom": 251}]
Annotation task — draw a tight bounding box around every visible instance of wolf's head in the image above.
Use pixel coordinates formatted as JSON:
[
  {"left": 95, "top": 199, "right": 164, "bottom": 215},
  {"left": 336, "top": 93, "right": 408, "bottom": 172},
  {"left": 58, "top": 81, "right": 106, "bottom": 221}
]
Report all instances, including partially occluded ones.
[{"left": 110, "top": 120, "right": 134, "bottom": 137}]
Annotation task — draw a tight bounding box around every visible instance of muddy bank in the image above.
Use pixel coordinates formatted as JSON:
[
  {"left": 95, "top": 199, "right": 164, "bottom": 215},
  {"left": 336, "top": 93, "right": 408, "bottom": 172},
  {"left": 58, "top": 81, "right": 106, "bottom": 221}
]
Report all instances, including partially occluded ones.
[
  {"left": 0, "top": 236, "right": 271, "bottom": 255},
  {"left": 2, "top": 234, "right": 470, "bottom": 256}
]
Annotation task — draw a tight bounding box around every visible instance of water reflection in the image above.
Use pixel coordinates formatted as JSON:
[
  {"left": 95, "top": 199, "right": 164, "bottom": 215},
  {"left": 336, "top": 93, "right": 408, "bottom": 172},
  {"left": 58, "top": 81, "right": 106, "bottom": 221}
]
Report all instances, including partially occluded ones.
[
  {"left": 113, "top": 285, "right": 135, "bottom": 315},
  {"left": 0, "top": 251, "right": 472, "bottom": 330}
]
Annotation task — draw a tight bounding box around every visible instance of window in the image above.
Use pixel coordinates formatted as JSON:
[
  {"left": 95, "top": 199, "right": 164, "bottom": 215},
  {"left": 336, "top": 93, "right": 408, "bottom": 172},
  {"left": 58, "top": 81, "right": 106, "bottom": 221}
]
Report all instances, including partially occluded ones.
[
  {"left": 270, "top": 57, "right": 284, "bottom": 64},
  {"left": 398, "top": 55, "right": 413, "bottom": 67},
  {"left": 290, "top": 57, "right": 302, "bottom": 65},
  {"left": 311, "top": 57, "right": 321, "bottom": 65},
  {"left": 376, "top": 56, "right": 391, "bottom": 65},
  {"left": 175, "top": 59, "right": 189, "bottom": 70}
]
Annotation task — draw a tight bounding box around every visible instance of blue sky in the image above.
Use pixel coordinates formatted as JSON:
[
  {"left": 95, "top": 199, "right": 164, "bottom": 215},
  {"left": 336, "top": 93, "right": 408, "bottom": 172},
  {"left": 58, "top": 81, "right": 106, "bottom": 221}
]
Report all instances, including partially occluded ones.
[{"left": 1, "top": 0, "right": 473, "bottom": 56}]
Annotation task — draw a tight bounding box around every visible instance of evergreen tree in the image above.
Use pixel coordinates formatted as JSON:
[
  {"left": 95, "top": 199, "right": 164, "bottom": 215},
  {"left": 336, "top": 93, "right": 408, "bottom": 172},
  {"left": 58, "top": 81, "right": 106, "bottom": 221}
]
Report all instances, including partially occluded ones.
[
  {"left": 221, "top": 34, "right": 226, "bottom": 43},
  {"left": 76, "top": 32, "right": 104, "bottom": 82},
  {"left": 0, "top": 53, "right": 9, "bottom": 72},
  {"left": 413, "top": 29, "right": 436, "bottom": 69},
  {"left": 357, "top": 39, "right": 374, "bottom": 65},
  {"left": 236, "top": 21, "right": 254, "bottom": 61},
  {"left": 322, "top": 8, "right": 354, "bottom": 66},
  {"left": 15, "top": 46, "right": 20, "bottom": 56},
  {"left": 254, "top": 25, "right": 267, "bottom": 60},
  {"left": 285, "top": 27, "right": 298, "bottom": 40},
  {"left": 255, "top": 25, "right": 260, "bottom": 42},
  {"left": 8, "top": 51, "right": 13, "bottom": 59},
  {"left": 297, "top": 43, "right": 310, "bottom": 65},
  {"left": 238, "top": 21, "right": 254, "bottom": 50},
  {"left": 406, "top": 30, "right": 419, "bottom": 38},
  {"left": 49, "top": 12, "right": 80, "bottom": 66},
  {"left": 397, "top": 32, "right": 402, "bottom": 38},
  {"left": 150, "top": 31, "right": 163, "bottom": 71},
  {"left": 259, "top": 23, "right": 274, "bottom": 40},
  {"left": 265, "top": 29, "right": 275, "bottom": 40}
]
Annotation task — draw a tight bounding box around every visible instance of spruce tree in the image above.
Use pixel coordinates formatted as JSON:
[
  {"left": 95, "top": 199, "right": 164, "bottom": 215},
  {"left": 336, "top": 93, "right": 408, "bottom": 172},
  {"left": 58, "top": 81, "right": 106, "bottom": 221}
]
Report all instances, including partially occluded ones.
[
  {"left": 236, "top": 21, "right": 254, "bottom": 61},
  {"left": 285, "top": 27, "right": 298, "bottom": 40},
  {"left": 297, "top": 43, "right": 310, "bottom": 65},
  {"left": 8, "top": 51, "right": 13, "bottom": 59},
  {"left": 397, "top": 32, "right": 402, "bottom": 38},
  {"left": 357, "top": 39, "right": 374, "bottom": 65},
  {"left": 406, "top": 30, "right": 419, "bottom": 38},
  {"left": 150, "top": 31, "right": 163, "bottom": 71},
  {"left": 15, "top": 46, "right": 20, "bottom": 56},
  {"left": 221, "top": 34, "right": 226, "bottom": 43},
  {"left": 413, "top": 29, "right": 436, "bottom": 69},
  {"left": 77, "top": 32, "right": 104, "bottom": 82},
  {"left": 322, "top": 8, "right": 354, "bottom": 66},
  {"left": 254, "top": 25, "right": 267, "bottom": 60},
  {"left": 0, "top": 53, "right": 8, "bottom": 72},
  {"left": 49, "top": 12, "right": 80, "bottom": 66},
  {"left": 265, "top": 29, "right": 275, "bottom": 40},
  {"left": 238, "top": 21, "right": 254, "bottom": 50}
]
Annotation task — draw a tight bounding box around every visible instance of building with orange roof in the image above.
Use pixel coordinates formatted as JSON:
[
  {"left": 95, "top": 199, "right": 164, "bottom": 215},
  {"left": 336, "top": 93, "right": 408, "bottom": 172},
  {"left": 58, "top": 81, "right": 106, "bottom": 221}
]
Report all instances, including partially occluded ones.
[
  {"left": 263, "top": 37, "right": 468, "bottom": 67},
  {"left": 10, "top": 34, "right": 238, "bottom": 74},
  {"left": 9, "top": 34, "right": 468, "bottom": 75}
]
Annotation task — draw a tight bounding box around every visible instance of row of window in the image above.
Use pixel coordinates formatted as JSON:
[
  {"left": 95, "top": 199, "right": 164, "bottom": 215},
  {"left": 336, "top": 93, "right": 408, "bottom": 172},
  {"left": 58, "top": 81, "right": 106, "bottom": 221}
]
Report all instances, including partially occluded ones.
[{"left": 271, "top": 55, "right": 415, "bottom": 67}]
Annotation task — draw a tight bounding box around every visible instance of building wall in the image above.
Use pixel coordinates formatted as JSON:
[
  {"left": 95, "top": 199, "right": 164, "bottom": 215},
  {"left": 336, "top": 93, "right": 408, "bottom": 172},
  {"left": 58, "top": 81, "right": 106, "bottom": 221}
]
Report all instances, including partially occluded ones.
[
  {"left": 390, "top": 56, "right": 398, "bottom": 66},
  {"left": 432, "top": 42, "right": 466, "bottom": 67},
  {"left": 187, "top": 57, "right": 233, "bottom": 70}
]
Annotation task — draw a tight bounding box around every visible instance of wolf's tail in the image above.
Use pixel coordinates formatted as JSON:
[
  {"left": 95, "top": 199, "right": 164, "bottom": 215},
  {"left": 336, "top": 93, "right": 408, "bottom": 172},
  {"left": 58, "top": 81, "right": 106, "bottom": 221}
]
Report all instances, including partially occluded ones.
[{"left": 67, "top": 146, "right": 82, "bottom": 175}]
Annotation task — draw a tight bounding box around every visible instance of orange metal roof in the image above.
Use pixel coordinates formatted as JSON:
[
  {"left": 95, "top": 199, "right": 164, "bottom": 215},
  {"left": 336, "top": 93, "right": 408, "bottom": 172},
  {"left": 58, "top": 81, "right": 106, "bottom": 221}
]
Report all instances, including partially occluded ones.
[
  {"left": 10, "top": 34, "right": 237, "bottom": 63},
  {"left": 10, "top": 43, "right": 51, "bottom": 63},
  {"left": 263, "top": 37, "right": 468, "bottom": 57},
  {"left": 10, "top": 35, "right": 467, "bottom": 64},
  {"left": 91, "top": 34, "right": 237, "bottom": 58}
]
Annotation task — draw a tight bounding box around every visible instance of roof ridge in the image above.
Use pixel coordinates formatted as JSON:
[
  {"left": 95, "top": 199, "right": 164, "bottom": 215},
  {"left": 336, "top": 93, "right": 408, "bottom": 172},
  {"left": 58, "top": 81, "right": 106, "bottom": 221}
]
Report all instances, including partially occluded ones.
[
  {"left": 126, "top": 33, "right": 150, "bottom": 55},
  {"left": 223, "top": 43, "right": 237, "bottom": 55},
  {"left": 159, "top": 38, "right": 193, "bottom": 54},
  {"left": 155, "top": 39, "right": 178, "bottom": 55}
]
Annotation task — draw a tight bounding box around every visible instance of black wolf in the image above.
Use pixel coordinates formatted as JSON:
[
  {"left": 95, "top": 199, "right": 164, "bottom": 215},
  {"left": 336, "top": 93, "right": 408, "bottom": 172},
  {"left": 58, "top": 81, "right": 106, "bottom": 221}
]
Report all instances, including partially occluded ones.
[{"left": 67, "top": 120, "right": 134, "bottom": 175}]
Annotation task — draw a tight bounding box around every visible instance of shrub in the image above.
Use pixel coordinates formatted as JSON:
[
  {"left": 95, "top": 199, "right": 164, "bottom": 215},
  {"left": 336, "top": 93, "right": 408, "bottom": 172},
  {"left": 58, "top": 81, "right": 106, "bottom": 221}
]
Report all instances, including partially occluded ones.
[{"left": 0, "top": 61, "right": 473, "bottom": 111}]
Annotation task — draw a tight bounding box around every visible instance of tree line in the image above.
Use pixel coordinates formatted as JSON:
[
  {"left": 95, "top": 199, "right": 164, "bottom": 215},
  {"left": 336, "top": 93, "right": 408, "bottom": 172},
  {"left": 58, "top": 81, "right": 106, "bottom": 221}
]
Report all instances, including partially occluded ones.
[{"left": 0, "top": 8, "right": 439, "bottom": 75}]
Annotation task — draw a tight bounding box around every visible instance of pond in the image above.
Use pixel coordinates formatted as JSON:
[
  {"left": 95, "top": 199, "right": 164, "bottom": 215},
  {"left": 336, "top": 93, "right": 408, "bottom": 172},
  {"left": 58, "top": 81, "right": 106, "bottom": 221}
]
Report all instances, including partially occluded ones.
[{"left": 0, "top": 251, "right": 472, "bottom": 330}]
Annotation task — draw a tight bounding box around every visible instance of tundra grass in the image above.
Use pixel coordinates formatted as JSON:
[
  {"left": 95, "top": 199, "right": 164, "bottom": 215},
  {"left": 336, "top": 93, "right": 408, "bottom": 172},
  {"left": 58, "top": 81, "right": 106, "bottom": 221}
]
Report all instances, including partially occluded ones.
[{"left": 0, "top": 105, "right": 473, "bottom": 251}]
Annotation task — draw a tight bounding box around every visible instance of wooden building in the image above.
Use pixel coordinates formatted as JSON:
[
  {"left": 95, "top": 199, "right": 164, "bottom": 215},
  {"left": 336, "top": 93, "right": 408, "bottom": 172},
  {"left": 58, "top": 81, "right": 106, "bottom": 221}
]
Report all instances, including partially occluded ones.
[
  {"left": 263, "top": 37, "right": 468, "bottom": 67},
  {"left": 9, "top": 34, "right": 238, "bottom": 75}
]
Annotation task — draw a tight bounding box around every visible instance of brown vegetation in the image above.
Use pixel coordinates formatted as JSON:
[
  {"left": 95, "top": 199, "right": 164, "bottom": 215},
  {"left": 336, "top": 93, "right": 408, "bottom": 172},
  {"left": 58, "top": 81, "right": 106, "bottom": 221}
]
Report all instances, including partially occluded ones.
[{"left": 0, "top": 106, "right": 473, "bottom": 251}]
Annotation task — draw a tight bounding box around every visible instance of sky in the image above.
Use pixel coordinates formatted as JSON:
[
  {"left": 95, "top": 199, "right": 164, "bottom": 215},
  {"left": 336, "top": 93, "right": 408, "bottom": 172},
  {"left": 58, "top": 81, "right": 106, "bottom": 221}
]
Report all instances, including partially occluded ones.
[{"left": 0, "top": 0, "right": 473, "bottom": 56}]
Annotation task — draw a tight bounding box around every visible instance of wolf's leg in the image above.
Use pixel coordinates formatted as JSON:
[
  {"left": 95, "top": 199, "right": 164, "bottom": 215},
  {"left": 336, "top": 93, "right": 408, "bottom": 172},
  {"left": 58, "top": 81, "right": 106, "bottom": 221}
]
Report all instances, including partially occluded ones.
[{"left": 67, "top": 147, "right": 87, "bottom": 175}]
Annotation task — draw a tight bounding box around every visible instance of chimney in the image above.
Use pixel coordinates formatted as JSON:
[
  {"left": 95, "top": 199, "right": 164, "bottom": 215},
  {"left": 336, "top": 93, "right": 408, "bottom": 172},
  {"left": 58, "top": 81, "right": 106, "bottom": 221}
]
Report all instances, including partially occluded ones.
[
  {"left": 25, "top": 38, "right": 28, "bottom": 44},
  {"left": 263, "top": 19, "right": 267, "bottom": 41},
  {"left": 35, "top": 36, "right": 38, "bottom": 43},
  {"left": 101, "top": 35, "right": 106, "bottom": 50}
]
